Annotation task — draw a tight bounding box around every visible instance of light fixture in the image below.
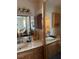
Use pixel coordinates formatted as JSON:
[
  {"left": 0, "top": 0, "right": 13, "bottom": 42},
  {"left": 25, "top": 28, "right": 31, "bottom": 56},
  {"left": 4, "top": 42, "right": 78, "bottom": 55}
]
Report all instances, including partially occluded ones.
[{"left": 17, "top": 8, "right": 30, "bottom": 14}]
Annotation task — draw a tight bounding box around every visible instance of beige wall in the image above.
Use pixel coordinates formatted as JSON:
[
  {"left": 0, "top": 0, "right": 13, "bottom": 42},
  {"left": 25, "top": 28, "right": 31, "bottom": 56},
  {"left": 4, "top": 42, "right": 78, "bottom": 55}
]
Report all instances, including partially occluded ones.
[
  {"left": 17, "top": 0, "right": 35, "bottom": 16},
  {"left": 17, "top": 0, "right": 43, "bottom": 16}
]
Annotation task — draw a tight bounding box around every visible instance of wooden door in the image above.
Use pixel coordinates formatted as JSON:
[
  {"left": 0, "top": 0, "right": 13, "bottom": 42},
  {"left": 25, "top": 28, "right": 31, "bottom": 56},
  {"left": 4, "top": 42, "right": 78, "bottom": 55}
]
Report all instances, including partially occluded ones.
[{"left": 52, "top": 13, "right": 61, "bottom": 35}]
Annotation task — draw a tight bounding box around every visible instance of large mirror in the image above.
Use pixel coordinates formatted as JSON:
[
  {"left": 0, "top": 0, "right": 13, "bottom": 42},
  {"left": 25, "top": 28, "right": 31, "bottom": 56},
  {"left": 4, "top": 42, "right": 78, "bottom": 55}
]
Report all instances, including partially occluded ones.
[
  {"left": 17, "top": 0, "right": 43, "bottom": 44},
  {"left": 45, "top": 0, "right": 61, "bottom": 39},
  {"left": 17, "top": 15, "right": 35, "bottom": 43}
]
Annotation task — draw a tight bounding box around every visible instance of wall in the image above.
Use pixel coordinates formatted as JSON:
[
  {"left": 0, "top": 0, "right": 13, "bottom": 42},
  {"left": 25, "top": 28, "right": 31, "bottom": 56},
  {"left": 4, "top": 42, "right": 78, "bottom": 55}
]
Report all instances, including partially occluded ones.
[
  {"left": 33, "top": 0, "right": 42, "bottom": 15},
  {"left": 17, "top": 0, "right": 35, "bottom": 16},
  {"left": 17, "top": 0, "right": 43, "bottom": 16}
]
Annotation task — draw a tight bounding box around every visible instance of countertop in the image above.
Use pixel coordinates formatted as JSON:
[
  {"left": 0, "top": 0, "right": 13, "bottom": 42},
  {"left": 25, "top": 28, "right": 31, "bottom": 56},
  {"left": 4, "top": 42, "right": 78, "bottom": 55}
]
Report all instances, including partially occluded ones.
[{"left": 17, "top": 37, "right": 60, "bottom": 53}]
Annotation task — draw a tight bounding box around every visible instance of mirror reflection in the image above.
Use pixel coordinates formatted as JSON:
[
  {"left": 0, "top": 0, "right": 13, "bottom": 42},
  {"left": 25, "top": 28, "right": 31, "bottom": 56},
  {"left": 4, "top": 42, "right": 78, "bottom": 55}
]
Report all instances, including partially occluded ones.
[
  {"left": 45, "top": 0, "right": 61, "bottom": 39},
  {"left": 17, "top": 16, "right": 35, "bottom": 43}
]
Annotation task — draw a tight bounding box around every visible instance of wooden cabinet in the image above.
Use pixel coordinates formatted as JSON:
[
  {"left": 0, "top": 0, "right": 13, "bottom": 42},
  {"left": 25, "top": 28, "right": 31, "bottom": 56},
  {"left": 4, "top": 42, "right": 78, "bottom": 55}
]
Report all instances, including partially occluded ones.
[
  {"left": 33, "top": 47, "right": 44, "bottom": 59},
  {"left": 17, "top": 50, "right": 33, "bottom": 59},
  {"left": 17, "top": 47, "right": 44, "bottom": 59},
  {"left": 46, "top": 40, "right": 61, "bottom": 58}
]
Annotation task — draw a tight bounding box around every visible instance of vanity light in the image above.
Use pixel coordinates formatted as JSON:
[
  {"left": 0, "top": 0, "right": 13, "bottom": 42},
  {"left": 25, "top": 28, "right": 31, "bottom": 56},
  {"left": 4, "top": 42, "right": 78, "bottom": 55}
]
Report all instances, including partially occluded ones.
[{"left": 18, "top": 8, "right": 30, "bottom": 14}]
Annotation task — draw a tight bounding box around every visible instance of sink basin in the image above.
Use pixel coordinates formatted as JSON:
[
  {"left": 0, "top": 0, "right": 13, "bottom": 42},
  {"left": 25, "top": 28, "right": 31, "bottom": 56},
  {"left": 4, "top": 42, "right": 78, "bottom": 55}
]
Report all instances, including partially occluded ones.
[{"left": 46, "top": 37, "right": 55, "bottom": 41}]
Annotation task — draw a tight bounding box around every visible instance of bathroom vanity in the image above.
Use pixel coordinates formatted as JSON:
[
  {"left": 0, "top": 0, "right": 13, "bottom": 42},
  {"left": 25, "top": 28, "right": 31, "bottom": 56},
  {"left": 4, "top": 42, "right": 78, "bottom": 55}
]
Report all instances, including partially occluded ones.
[
  {"left": 17, "top": 37, "right": 60, "bottom": 59},
  {"left": 17, "top": 46, "right": 44, "bottom": 59}
]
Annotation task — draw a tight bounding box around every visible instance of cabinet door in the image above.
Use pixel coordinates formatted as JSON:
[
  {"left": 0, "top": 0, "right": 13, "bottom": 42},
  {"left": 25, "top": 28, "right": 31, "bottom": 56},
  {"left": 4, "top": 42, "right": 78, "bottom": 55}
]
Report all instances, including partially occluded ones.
[
  {"left": 17, "top": 56, "right": 24, "bottom": 59},
  {"left": 17, "top": 53, "right": 25, "bottom": 59},
  {"left": 17, "top": 50, "right": 33, "bottom": 59},
  {"left": 23, "top": 53, "right": 33, "bottom": 59},
  {"left": 33, "top": 47, "right": 44, "bottom": 59},
  {"left": 47, "top": 41, "right": 60, "bottom": 57}
]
